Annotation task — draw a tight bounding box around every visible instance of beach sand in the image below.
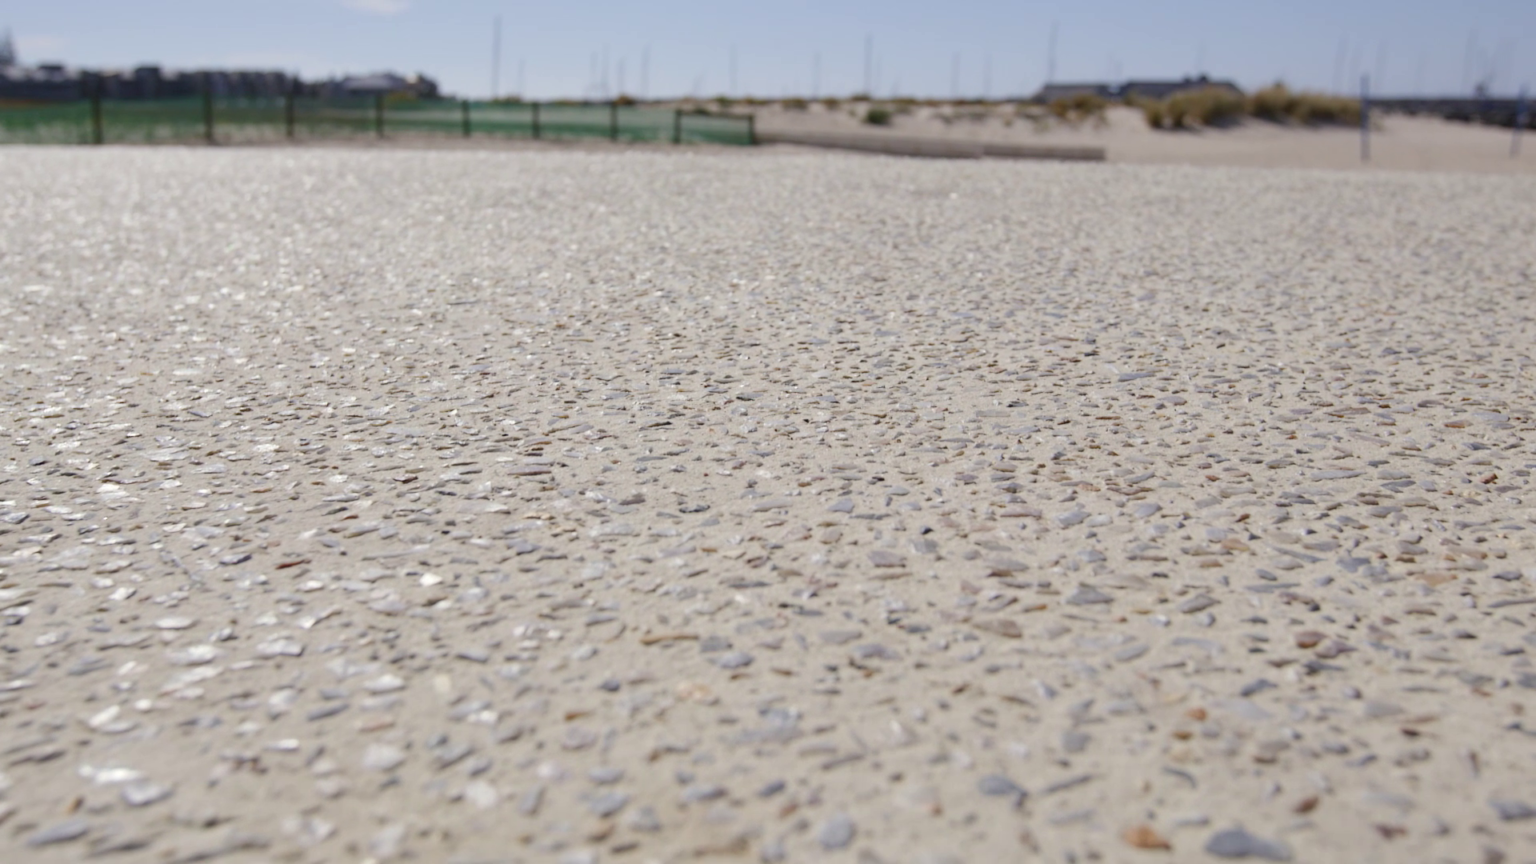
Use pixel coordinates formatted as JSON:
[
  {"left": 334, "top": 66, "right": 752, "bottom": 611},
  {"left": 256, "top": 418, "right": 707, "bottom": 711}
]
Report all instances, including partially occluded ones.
[
  {"left": 754, "top": 103, "right": 1536, "bottom": 174},
  {"left": 0, "top": 146, "right": 1533, "bottom": 863}
]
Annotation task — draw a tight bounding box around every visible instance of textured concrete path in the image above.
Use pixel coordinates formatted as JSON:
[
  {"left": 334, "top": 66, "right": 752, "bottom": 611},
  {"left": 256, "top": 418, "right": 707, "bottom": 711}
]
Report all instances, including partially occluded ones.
[{"left": 1, "top": 147, "right": 1534, "bottom": 863}]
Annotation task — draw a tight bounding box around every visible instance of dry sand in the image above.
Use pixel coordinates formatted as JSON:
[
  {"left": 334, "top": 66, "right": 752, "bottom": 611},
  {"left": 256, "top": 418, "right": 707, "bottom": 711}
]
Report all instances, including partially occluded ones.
[
  {"left": 1, "top": 146, "right": 1534, "bottom": 864},
  {"left": 755, "top": 104, "right": 1536, "bottom": 174}
]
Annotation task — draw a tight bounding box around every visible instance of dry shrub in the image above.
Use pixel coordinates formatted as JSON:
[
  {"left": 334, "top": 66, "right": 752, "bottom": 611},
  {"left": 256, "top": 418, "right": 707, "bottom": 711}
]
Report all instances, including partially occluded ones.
[
  {"left": 1248, "top": 84, "right": 1359, "bottom": 125},
  {"left": 1168, "top": 87, "right": 1245, "bottom": 127},
  {"left": 781, "top": 97, "right": 808, "bottom": 111},
  {"left": 1048, "top": 92, "right": 1108, "bottom": 125},
  {"left": 1141, "top": 83, "right": 1362, "bottom": 129}
]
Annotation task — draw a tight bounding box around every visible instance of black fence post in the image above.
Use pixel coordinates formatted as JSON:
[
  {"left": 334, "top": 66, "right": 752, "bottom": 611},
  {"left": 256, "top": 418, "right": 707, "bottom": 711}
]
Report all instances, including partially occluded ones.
[
  {"left": 532, "top": 102, "right": 541, "bottom": 139},
  {"left": 375, "top": 94, "right": 385, "bottom": 138},
  {"left": 90, "top": 88, "right": 104, "bottom": 145},
  {"left": 1359, "top": 75, "right": 1370, "bottom": 163},
  {"left": 747, "top": 113, "right": 756, "bottom": 146},
  {"left": 285, "top": 88, "right": 296, "bottom": 140},
  {"left": 610, "top": 101, "right": 618, "bottom": 141},
  {"left": 202, "top": 74, "right": 215, "bottom": 144},
  {"left": 462, "top": 99, "right": 471, "bottom": 138},
  {"left": 673, "top": 108, "right": 682, "bottom": 144},
  {"left": 1513, "top": 87, "right": 1529, "bottom": 158}
]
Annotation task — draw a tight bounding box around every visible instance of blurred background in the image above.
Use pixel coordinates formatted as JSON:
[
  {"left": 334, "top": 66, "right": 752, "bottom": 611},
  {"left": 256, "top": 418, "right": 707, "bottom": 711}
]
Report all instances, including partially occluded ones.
[{"left": 2, "top": 0, "right": 1532, "bottom": 101}]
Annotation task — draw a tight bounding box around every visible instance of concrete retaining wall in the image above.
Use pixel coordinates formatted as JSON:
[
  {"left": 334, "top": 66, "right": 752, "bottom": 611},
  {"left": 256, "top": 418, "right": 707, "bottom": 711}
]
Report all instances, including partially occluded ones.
[{"left": 755, "top": 129, "right": 1104, "bottom": 162}]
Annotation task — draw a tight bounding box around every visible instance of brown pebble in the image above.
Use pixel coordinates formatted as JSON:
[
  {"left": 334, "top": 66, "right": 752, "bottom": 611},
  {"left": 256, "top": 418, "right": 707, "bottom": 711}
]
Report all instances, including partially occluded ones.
[
  {"left": 973, "top": 618, "right": 1022, "bottom": 639},
  {"left": 1186, "top": 707, "right": 1207, "bottom": 721},
  {"left": 1295, "top": 630, "right": 1326, "bottom": 649},
  {"left": 1294, "top": 795, "right": 1319, "bottom": 813},
  {"left": 1122, "top": 824, "right": 1172, "bottom": 850}
]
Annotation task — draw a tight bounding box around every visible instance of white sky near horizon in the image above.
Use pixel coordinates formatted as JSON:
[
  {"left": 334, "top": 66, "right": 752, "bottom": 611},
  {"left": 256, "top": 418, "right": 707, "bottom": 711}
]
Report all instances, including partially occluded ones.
[{"left": 4, "top": 0, "right": 1534, "bottom": 100}]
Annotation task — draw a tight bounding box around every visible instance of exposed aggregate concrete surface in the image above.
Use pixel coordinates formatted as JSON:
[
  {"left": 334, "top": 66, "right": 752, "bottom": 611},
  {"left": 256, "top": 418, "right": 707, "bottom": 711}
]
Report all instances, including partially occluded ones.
[{"left": 1, "top": 146, "right": 1535, "bottom": 863}]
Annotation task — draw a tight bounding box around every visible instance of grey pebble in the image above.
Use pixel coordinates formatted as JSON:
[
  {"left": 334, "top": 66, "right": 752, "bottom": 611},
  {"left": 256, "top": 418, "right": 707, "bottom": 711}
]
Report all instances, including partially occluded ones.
[
  {"left": 121, "top": 781, "right": 174, "bottom": 807},
  {"left": 682, "top": 783, "right": 727, "bottom": 803},
  {"left": 1240, "top": 679, "right": 1277, "bottom": 698},
  {"left": 851, "top": 643, "right": 900, "bottom": 660},
  {"left": 625, "top": 805, "right": 662, "bottom": 832},
  {"left": 1204, "top": 827, "right": 1293, "bottom": 861},
  {"left": 27, "top": 818, "right": 90, "bottom": 846},
  {"left": 818, "top": 813, "right": 856, "bottom": 850},
  {"left": 587, "top": 791, "right": 629, "bottom": 818},
  {"left": 1363, "top": 701, "right": 1403, "bottom": 719},
  {"left": 1055, "top": 510, "right": 1089, "bottom": 527},
  {"left": 715, "top": 651, "right": 754, "bottom": 669},
  {"left": 306, "top": 702, "right": 348, "bottom": 721},
  {"left": 1491, "top": 799, "right": 1536, "bottom": 821},
  {"left": 977, "top": 774, "right": 1027, "bottom": 806},
  {"left": 1113, "top": 643, "right": 1149, "bottom": 662},
  {"left": 589, "top": 766, "right": 625, "bottom": 784},
  {"left": 1178, "top": 594, "right": 1219, "bottom": 614},
  {"left": 1041, "top": 773, "right": 1094, "bottom": 795},
  {"left": 362, "top": 744, "right": 406, "bottom": 772},
  {"left": 1067, "top": 586, "right": 1113, "bottom": 605},
  {"left": 1062, "top": 731, "right": 1091, "bottom": 753},
  {"left": 517, "top": 784, "right": 544, "bottom": 816}
]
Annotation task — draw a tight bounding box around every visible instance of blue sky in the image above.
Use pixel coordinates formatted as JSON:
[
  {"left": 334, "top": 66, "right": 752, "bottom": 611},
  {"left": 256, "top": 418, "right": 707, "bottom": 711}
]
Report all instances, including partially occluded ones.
[{"left": 5, "top": 1, "right": 1534, "bottom": 99}]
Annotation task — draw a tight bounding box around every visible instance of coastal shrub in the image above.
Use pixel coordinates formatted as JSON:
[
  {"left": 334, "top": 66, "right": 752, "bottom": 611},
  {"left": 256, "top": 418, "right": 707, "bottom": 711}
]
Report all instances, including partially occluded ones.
[
  {"left": 614, "top": 93, "right": 636, "bottom": 106},
  {"left": 1048, "top": 93, "right": 1108, "bottom": 125},
  {"left": 864, "top": 106, "right": 893, "bottom": 125},
  {"left": 1168, "top": 87, "right": 1246, "bottom": 127},
  {"left": 1291, "top": 93, "right": 1360, "bottom": 125},
  {"left": 1247, "top": 84, "right": 1292, "bottom": 122},
  {"left": 1141, "top": 83, "right": 1362, "bottom": 129},
  {"left": 1248, "top": 84, "right": 1358, "bottom": 125},
  {"left": 821, "top": 97, "right": 841, "bottom": 110},
  {"left": 782, "top": 97, "right": 808, "bottom": 111}
]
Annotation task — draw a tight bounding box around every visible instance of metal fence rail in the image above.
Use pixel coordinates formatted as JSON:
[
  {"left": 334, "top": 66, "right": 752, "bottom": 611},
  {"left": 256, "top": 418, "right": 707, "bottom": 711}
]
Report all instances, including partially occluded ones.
[{"left": 0, "top": 97, "right": 756, "bottom": 147}]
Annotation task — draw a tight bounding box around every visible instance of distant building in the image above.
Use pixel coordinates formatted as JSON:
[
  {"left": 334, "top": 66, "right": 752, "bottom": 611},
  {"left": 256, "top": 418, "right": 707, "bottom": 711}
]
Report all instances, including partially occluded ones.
[
  {"left": 314, "top": 72, "right": 440, "bottom": 100},
  {"left": 1120, "top": 75, "right": 1242, "bottom": 101},
  {"left": 0, "top": 62, "right": 296, "bottom": 102},
  {"left": 1032, "top": 75, "right": 1243, "bottom": 103},
  {"left": 1, "top": 63, "right": 83, "bottom": 101},
  {"left": 1034, "top": 82, "right": 1116, "bottom": 103},
  {"left": 0, "top": 28, "right": 438, "bottom": 102}
]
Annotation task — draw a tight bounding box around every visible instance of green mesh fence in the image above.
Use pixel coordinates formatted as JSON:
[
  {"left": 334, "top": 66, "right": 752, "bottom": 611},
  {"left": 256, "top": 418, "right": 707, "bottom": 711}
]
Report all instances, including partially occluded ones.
[
  {"left": 0, "top": 101, "right": 92, "bottom": 144},
  {"left": 0, "top": 97, "right": 754, "bottom": 146}
]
